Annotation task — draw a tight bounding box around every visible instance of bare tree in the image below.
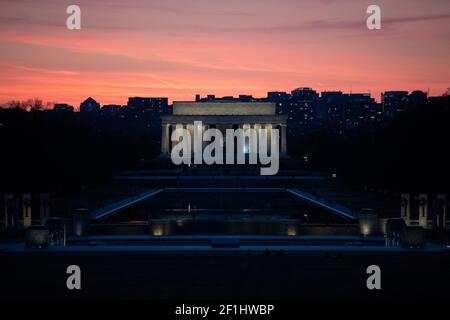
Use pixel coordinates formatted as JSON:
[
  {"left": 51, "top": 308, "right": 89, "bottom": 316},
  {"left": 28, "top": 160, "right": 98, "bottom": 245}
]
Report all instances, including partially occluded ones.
[
  {"left": 2, "top": 98, "right": 44, "bottom": 111},
  {"left": 26, "top": 98, "right": 44, "bottom": 111},
  {"left": 46, "top": 101, "right": 57, "bottom": 110},
  {"left": 4, "top": 100, "right": 25, "bottom": 110}
]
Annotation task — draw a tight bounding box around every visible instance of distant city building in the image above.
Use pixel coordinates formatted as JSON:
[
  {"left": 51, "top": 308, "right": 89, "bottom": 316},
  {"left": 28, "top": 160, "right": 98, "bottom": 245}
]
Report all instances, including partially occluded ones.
[
  {"left": 428, "top": 94, "right": 450, "bottom": 105},
  {"left": 126, "top": 97, "right": 169, "bottom": 115},
  {"left": 318, "top": 92, "right": 377, "bottom": 132},
  {"left": 238, "top": 95, "right": 254, "bottom": 102},
  {"left": 291, "top": 87, "right": 319, "bottom": 100},
  {"left": 194, "top": 94, "right": 257, "bottom": 103},
  {"left": 320, "top": 91, "right": 347, "bottom": 131},
  {"left": 382, "top": 91, "right": 408, "bottom": 120},
  {"left": 267, "top": 92, "right": 291, "bottom": 101},
  {"left": 345, "top": 93, "right": 377, "bottom": 128},
  {"left": 382, "top": 90, "right": 428, "bottom": 120},
  {"left": 80, "top": 97, "right": 100, "bottom": 113},
  {"left": 408, "top": 90, "right": 428, "bottom": 109},
  {"left": 53, "top": 103, "right": 74, "bottom": 112},
  {"left": 45, "top": 87, "right": 436, "bottom": 138},
  {"left": 373, "top": 102, "right": 384, "bottom": 124},
  {"left": 288, "top": 87, "right": 320, "bottom": 132},
  {"left": 266, "top": 92, "right": 291, "bottom": 115},
  {"left": 101, "top": 104, "right": 123, "bottom": 115}
]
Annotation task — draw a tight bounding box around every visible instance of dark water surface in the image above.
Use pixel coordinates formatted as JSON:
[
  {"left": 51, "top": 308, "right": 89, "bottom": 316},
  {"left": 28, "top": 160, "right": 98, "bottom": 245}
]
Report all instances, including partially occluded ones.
[{"left": 97, "top": 191, "right": 355, "bottom": 236}]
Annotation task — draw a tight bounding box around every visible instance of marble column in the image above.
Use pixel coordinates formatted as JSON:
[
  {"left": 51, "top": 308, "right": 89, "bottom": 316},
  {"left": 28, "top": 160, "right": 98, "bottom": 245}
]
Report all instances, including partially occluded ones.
[
  {"left": 202, "top": 124, "right": 209, "bottom": 151},
  {"left": 169, "top": 123, "right": 183, "bottom": 157},
  {"left": 187, "top": 123, "right": 194, "bottom": 158},
  {"left": 281, "top": 124, "right": 287, "bottom": 156},
  {"left": 400, "top": 194, "right": 411, "bottom": 225},
  {"left": 3, "top": 194, "right": 14, "bottom": 230},
  {"left": 39, "top": 193, "right": 50, "bottom": 225},
  {"left": 418, "top": 193, "right": 428, "bottom": 229},
  {"left": 253, "top": 123, "right": 261, "bottom": 155},
  {"left": 437, "top": 194, "right": 447, "bottom": 230},
  {"left": 265, "top": 124, "right": 272, "bottom": 154},
  {"left": 161, "top": 123, "right": 170, "bottom": 155},
  {"left": 22, "top": 194, "right": 32, "bottom": 229}
]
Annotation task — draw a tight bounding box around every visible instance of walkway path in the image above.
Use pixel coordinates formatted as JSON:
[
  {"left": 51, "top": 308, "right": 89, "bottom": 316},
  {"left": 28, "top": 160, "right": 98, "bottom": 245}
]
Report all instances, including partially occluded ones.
[
  {"left": 286, "top": 189, "right": 357, "bottom": 220},
  {"left": 91, "top": 189, "right": 163, "bottom": 221},
  {"left": 91, "top": 187, "right": 358, "bottom": 222}
]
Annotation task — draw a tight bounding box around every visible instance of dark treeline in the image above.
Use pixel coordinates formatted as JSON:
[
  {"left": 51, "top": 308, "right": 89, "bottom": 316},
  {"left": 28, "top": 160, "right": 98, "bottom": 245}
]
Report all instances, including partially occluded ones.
[
  {"left": 0, "top": 109, "right": 160, "bottom": 194},
  {"left": 293, "top": 97, "right": 450, "bottom": 193}
]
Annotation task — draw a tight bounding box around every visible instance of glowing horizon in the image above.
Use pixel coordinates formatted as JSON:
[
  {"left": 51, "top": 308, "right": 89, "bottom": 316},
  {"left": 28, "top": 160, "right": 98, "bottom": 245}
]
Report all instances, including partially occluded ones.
[{"left": 0, "top": 0, "right": 449, "bottom": 107}]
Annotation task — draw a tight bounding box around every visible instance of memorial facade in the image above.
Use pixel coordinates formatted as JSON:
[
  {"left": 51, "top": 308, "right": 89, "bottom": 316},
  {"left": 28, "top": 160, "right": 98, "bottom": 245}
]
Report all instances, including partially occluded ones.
[{"left": 161, "top": 101, "right": 288, "bottom": 157}]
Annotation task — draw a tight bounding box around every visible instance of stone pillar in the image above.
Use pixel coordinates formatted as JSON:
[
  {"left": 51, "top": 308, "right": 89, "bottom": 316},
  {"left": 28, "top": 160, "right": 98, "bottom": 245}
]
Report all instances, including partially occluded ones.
[
  {"left": 248, "top": 123, "right": 259, "bottom": 162},
  {"left": 22, "top": 194, "right": 32, "bottom": 229},
  {"left": 172, "top": 123, "right": 183, "bottom": 152},
  {"left": 253, "top": 123, "right": 261, "bottom": 160},
  {"left": 202, "top": 124, "right": 209, "bottom": 151},
  {"left": 242, "top": 123, "right": 250, "bottom": 155},
  {"left": 418, "top": 193, "right": 428, "bottom": 229},
  {"left": 2, "top": 195, "right": 9, "bottom": 230},
  {"left": 265, "top": 124, "right": 272, "bottom": 154},
  {"left": 39, "top": 193, "right": 50, "bottom": 225},
  {"left": 186, "top": 123, "right": 194, "bottom": 159},
  {"left": 161, "top": 123, "right": 170, "bottom": 155},
  {"left": 400, "top": 193, "right": 411, "bottom": 225},
  {"left": 192, "top": 122, "right": 203, "bottom": 163},
  {"left": 436, "top": 194, "right": 447, "bottom": 230},
  {"left": 254, "top": 123, "right": 261, "bottom": 135},
  {"left": 280, "top": 124, "right": 287, "bottom": 156},
  {"left": 3, "top": 194, "right": 15, "bottom": 230},
  {"left": 168, "top": 123, "right": 173, "bottom": 154}
]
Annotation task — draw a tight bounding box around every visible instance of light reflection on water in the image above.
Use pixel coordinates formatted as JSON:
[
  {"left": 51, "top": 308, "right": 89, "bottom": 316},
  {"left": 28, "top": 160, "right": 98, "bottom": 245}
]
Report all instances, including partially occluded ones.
[{"left": 97, "top": 192, "right": 355, "bottom": 236}]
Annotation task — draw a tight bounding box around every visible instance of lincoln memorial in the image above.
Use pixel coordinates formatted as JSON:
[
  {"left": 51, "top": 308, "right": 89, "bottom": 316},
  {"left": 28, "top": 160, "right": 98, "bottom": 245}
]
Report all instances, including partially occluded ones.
[{"left": 161, "top": 101, "right": 288, "bottom": 157}]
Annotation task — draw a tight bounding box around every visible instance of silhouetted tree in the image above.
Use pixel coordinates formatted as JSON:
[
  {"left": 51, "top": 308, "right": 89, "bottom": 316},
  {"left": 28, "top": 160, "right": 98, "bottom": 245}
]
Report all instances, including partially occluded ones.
[{"left": 3, "top": 98, "right": 44, "bottom": 111}]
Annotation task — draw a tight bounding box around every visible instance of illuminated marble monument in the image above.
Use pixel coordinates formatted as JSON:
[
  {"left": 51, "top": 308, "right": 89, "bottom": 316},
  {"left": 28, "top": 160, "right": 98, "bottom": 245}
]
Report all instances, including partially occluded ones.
[{"left": 161, "top": 101, "right": 288, "bottom": 157}]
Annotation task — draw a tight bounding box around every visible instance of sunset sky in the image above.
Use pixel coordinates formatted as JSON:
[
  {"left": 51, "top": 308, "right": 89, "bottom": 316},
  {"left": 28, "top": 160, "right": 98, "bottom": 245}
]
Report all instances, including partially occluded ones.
[{"left": 0, "top": 0, "right": 449, "bottom": 107}]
